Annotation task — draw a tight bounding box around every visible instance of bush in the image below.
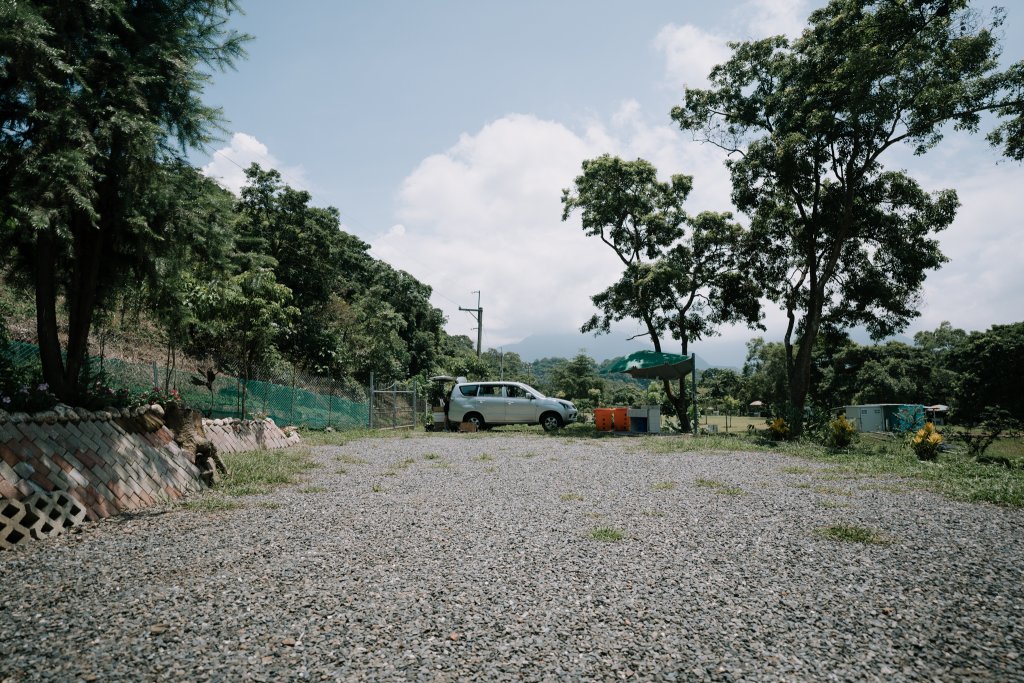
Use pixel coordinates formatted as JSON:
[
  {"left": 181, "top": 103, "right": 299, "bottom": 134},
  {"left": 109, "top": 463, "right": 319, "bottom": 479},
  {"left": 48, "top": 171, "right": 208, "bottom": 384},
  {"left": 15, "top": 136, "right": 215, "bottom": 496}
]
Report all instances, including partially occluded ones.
[
  {"left": 827, "top": 415, "right": 857, "bottom": 449},
  {"left": 768, "top": 417, "right": 790, "bottom": 441},
  {"left": 910, "top": 422, "right": 943, "bottom": 461}
]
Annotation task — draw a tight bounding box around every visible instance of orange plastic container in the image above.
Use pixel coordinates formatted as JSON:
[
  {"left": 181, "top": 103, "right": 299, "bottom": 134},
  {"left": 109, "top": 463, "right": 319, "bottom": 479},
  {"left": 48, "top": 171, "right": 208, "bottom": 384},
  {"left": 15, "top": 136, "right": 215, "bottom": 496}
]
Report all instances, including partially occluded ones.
[
  {"left": 612, "top": 407, "right": 630, "bottom": 431},
  {"left": 594, "top": 408, "right": 613, "bottom": 431}
]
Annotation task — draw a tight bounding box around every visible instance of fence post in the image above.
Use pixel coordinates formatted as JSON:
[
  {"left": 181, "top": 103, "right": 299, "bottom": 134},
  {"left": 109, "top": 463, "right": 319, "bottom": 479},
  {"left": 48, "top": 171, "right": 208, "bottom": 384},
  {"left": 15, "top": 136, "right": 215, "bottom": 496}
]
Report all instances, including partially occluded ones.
[
  {"left": 289, "top": 367, "right": 296, "bottom": 426},
  {"left": 412, "top": 379, "right": 418, "bottom": 431},
  {"left": 392, "top": 382, "right": 398, "bottom": 429},
  {"left": 328, "top": 388, "right": 334, "bottom": 431},
  {"left": 368, "top": 372, "right": 374, "bottom": 429}
]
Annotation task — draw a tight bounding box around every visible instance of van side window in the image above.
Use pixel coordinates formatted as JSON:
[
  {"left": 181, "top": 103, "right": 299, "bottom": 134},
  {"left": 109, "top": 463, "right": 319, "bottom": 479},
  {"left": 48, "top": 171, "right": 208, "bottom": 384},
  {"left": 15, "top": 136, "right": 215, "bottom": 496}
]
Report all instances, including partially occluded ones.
[{"left": 459, "top": 385, "right": 478, "bottom": 396}]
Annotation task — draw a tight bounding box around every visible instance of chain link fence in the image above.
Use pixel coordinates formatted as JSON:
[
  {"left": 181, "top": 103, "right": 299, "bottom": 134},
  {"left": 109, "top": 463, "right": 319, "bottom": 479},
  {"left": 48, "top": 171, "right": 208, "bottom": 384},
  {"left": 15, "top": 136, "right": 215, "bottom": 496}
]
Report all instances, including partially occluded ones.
[{"left": 2, "top": 339, "right": 371, "bottom": 431}]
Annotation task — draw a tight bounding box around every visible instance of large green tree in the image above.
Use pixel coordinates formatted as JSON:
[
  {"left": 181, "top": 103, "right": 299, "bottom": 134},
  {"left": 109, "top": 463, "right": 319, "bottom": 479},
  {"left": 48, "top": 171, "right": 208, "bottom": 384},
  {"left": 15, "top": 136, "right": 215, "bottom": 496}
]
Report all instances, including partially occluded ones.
[
  {"left": 0, "top": 0, "right": 247, "bottom": 402},
  {"left": 562, "top": 154, "right": 761, "bottom": 431},
  {"left": 672, "top": 0, "right": 1024, "bottom": 434}
]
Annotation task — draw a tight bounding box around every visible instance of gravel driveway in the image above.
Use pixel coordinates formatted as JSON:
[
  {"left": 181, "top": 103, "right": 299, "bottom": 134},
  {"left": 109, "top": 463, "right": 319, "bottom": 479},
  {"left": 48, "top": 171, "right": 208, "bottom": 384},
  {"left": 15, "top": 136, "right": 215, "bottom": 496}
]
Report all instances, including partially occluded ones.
[{"left": 2, "top": 433, "right": 1022, "bottom": 682}]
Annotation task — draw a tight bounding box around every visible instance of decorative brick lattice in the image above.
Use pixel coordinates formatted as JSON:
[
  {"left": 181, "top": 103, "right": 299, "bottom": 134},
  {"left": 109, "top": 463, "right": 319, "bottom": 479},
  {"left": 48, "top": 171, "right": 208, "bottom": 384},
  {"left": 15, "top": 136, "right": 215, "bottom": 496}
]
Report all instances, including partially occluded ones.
[{"left": 0, "top": 406, "right": 301, "bottom": 548}]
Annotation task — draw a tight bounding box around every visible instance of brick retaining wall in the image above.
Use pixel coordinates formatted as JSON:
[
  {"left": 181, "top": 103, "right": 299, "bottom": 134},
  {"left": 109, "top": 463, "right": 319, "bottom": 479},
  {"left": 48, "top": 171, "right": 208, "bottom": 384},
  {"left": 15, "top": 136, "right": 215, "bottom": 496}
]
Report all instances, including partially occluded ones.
[{"left": 0, "top": 406, "right": 301, "bottom": 549}]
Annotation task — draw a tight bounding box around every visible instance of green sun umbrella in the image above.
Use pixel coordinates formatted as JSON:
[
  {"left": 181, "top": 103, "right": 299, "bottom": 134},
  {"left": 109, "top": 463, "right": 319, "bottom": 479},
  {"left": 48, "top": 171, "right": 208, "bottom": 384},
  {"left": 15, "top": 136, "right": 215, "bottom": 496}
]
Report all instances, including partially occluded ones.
[{"left": 602, "top": 350, "right": 695, "bottom": 380}]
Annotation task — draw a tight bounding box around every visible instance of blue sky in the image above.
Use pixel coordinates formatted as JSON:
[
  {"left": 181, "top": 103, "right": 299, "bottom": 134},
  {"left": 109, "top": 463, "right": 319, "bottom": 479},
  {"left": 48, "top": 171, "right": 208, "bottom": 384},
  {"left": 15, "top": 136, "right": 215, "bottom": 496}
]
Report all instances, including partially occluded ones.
[{"left": 197, "top": 0, "right": 1024, "bottom": 366}]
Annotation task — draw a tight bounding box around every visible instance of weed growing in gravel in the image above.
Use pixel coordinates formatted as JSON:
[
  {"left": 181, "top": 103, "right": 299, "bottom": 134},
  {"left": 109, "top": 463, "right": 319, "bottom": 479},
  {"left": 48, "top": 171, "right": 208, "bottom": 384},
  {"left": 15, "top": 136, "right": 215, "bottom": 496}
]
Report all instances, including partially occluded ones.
[
  {"left": 181, "top": 497, "right": 242, "bottom": 512},
  {"left": 483, "top": 466, "right": 496, "bottom": 473},
  {"left": 812, "top": 485, "right": 853, "bottom": 497},
  {"left": 220, "top": 448, "right": 319, "bottom": 497},
  {"left": 695, "top": 478, "right": 743, "bottom": 495},
  {"left": 382, "top": 470, "right": 398, "bottom": 477},
  {"left": 475, "top": 453, "right": 494, "bottom": 462},
  {"left": 433, "top": 460, "right": 453, "bottom": 469},
  {"left": 561, "top": 493, "right": 584, "bottom": 502},
  {"left": 394, "top": 458, "right": 416, "bottom": 469},
  {"left": 651, "top": 481, "right": 677, "bottom": 491},
  {"left": 298, "top": 486, "right": 328, "bottom": 494},
  {"left": 519, "top": 452, "right": 539, "bottom": 459},
  {"left": 792, "top": 482, "right": 813, "bottom": 490},
  {"left": 371, "top": 484, "right": 384, "bottom": 493},
  {"left": 424, "top": 453, "right": 440, "bottom": 460},
  {"left": 817, "top": 500, "right": 851, "bottom": 509},
  {"left": 817, "top": 523, "right": 890, "bottom": 545},
  {"left": 590, "top": 526, "right": 625, "bottom": 542},
  {"left": 781, "top": 466, "right": 818, "bottom": 475},
  {"left": 335, "top": 467, "right": 347, "bottom": 475},
  {"left": 335, "top": 454, "right": 369, "bottom": 465}
]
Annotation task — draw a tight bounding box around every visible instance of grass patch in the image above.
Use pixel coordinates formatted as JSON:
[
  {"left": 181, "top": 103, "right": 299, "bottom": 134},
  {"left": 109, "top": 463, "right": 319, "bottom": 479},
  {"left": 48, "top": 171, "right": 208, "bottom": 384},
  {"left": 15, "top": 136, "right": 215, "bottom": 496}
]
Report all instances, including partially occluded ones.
[
  {"left": 695, "top": 478, "right": 743, "bottom": 495},
  {"left": 256, "top": 501, "right": 282, "bottom": 510},
  {"left": 641, "top": 509, "right": 666, "bottom": 517},
  {"left": 334, "top": 454, "right": 369, "bottom": 465},
  {"left": 424, "top": 453, "right": 440, "bottom": 460},
  {"left": 474, "top": 453, "right": 495, "bottom": 462},
  {"left": 394, "top": 457, "right": 417, "bottom": 469},
  {"left": 371, "top": 484, "right": 384, "bottom": 493},
  {"left": 382, "top": 470, "right": 398, "bottom": 477},
  {"left": 432, "top": 460, "right": 453, "bottom": 469},
  {"left": 651, "top": 481, "right": 677, "bottom": 491},
  {"left": 590, "top": 526, "right": 625, "bottom": 542},
  {"left": 817, "top": 523, "right": 890, "bottom": 545},
  {"left": 561, "top": 492, "right": 584, "bottom": 502},
  {"left": 519, "top": 451, "right": 539, "bottom": 459},
  {"left": 483, "top": 466, "right": 496, "bottom": 473},
  {"left": 780, "top": 465, "right": 818, "bottom": 475},
  {"left": 335, "top": 467, "right": 347, "bottom": 475},
  {"left": 639, "top": 432, "right": 1024, "bottom": 508},
  {"left": 299, "top": 428, "right": 387, "bottom": 447},
  {"left": 220, "top": 448, "right": 319, "bottom": 497},
  {"left": 181, "top": 496, "right": 242, "bottom": 512}
]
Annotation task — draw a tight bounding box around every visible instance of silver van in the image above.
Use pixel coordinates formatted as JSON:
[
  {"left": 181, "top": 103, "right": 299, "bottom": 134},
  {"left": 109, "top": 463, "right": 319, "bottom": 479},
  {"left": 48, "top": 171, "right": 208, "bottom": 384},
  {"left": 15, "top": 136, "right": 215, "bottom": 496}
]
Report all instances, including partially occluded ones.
[{"left": 448, "top": 381, "right": 577, "bottom": 431}]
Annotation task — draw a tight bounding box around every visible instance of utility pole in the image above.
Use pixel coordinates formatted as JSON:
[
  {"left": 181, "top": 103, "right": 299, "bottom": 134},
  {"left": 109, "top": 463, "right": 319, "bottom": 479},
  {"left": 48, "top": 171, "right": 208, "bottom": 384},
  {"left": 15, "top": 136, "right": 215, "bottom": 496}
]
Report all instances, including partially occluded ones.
[{"left": 459, "top": 291, "right": 483, "bottom": 357}]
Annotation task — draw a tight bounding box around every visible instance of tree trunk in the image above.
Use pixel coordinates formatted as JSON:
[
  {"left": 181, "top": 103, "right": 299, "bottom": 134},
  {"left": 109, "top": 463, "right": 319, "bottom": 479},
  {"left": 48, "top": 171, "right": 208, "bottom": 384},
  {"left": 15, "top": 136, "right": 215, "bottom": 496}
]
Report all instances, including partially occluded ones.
[
  {"left": 64, "top": 214, "right": 103, "bottom": 402},
  {"left": 786, "top": 288, "right": 824, "bottom": 437},
  {"left": 34, "top": 227, "right": 69, "bottom": 399}
]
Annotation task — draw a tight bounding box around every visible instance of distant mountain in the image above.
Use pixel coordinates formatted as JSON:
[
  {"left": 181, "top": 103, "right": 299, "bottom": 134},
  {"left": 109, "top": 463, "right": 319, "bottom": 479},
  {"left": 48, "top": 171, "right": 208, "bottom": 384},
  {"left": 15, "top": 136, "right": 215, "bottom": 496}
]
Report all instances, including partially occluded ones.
[{"left": 504, "top": 332, "right": 741, "bottom": 369}]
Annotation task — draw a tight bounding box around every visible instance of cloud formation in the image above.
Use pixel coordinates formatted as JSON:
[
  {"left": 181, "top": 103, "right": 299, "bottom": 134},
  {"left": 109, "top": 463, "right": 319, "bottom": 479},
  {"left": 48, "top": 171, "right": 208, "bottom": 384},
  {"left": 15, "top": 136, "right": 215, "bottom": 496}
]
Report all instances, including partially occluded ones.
[{"left": 201, "top": 133, "right": 309, "bottom": 195}]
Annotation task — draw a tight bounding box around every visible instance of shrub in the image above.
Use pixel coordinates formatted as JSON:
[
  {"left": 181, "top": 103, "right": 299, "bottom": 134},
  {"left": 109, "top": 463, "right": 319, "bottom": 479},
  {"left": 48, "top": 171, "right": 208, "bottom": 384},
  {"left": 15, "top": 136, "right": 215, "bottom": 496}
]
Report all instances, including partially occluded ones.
[
  {"left": 910, "top": 422, "right": 943, "bottom": 461},
  {"left": 768, "top": 417, "right": 790, "bottom": 441},
  {"left": 827, "top": 415, "right": 857, "bottom": 449}
]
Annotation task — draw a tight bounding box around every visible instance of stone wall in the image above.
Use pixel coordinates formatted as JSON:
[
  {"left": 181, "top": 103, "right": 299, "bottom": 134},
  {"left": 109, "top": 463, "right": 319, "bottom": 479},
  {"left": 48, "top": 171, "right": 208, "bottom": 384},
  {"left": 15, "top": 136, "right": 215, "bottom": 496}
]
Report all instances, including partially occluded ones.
[{"left": 0, "top": 406, "right": 301, "bottom": 549}]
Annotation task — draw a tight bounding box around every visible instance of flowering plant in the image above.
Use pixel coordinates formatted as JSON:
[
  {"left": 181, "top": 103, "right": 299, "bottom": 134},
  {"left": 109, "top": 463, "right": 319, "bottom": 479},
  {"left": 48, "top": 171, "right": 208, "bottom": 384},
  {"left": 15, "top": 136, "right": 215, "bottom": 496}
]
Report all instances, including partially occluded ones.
[
  {"left": 140, "top": 386, "right": 183, "bottom": 408},
  {"left": 911, "top": 422, "right": 943, "bottom": 461},
  {"left": 0, "top": 383, "right": 58, "bottom": 413}
]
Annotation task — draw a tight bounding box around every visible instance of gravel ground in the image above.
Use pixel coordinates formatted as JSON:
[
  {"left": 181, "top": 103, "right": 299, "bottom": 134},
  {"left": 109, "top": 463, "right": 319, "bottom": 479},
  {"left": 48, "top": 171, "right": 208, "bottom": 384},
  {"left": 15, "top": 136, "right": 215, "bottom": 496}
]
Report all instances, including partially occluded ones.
[{"left": 1, "top": 433, "right": 1022, "bottom": 682}]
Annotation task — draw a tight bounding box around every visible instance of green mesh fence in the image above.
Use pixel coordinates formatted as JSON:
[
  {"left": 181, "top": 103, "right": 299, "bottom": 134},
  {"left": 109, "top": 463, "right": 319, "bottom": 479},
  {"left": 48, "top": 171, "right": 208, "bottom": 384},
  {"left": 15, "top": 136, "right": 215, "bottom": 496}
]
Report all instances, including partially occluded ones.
[{"left": 1, "top": 341, "right": 369, "bottom": 430}]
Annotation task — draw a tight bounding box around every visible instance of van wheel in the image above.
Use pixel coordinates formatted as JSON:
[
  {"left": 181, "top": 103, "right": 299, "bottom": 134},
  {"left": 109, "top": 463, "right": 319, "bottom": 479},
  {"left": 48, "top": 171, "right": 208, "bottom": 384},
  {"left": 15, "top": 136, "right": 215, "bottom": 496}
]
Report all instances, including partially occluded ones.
[
  {"left": 465, "top": 413, "right": 485, "bottom": 431},
  {"left": 541, "top": 413, "right": 563, "bottom": 432}
]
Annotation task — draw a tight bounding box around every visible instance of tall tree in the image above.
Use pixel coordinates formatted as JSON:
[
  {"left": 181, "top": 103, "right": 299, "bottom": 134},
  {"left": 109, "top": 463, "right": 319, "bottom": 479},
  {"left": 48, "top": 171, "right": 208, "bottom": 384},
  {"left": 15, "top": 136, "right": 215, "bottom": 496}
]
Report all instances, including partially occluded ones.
[
  {"left": 672, "top": 0, "right": 1024, "bottom": 434},
  {"left": 562, "top": 154, "right": 761, "bottom": 430},
  {"left": 0, "top": 0, "right": 247, "bottom": 402}
]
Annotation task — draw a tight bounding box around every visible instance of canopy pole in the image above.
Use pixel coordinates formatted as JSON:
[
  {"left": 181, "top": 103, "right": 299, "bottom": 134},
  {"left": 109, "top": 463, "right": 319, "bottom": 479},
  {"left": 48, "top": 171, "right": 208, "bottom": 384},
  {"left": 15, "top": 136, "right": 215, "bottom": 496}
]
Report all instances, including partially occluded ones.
[{"left": 692, "top": 354, "right": 698, "bottom": 435}]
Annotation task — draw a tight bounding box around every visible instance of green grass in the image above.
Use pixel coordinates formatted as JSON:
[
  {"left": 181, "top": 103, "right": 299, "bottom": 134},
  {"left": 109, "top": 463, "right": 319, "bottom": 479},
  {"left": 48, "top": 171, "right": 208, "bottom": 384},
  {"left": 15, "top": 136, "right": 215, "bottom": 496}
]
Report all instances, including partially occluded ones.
[
  {"left": 424, "top": 453, "right": 440, "bottom": 460},
  {"left": 334, "top": 454, "right": 369, "bottom": 465},
  {"left": 371, "top": 484, "right": 384, "bottom": 493},
  {"left": 694, "top": 478, "right": 743, "bottom": 495},
  {"left": 394, "top": 457, "right": 417, "bottom": 469},
  {"left": 474, "top": 453, "right": 495, "bottom": 462},
  {"left": 560, "top": 492, "right": 584, "bottom": 502},
  {"left": 590, "top": 526, "right": 625, "bottom": 542},
  {"left": 219, "top": 448, "right": 320, "bottom": 497},
  {"left": 519, "top": 451, "right": 539, "bottom": 459},
  {"left": 299, "top": 428, "right": 384, "bottom": 447},
  {"left": 180, "top": 496, "right": 242, "bottom": 512},
  {"left": 432, "top": 460, "right": 453, "bottom": 469},
  {"left": 641, "top": 432, "right": 1024, "bottom": 508},
  {"left": 256, "top": 501, "right": 282, "bottom": 510},
  {"left": 816, "top": 523, "right": 890, "bottom": 545},
  {"left": 780, "top": 465, "right": 818, "bottom": 475},
  {"left": 651, "top": 481, "right": 677, "bottom": 491}
]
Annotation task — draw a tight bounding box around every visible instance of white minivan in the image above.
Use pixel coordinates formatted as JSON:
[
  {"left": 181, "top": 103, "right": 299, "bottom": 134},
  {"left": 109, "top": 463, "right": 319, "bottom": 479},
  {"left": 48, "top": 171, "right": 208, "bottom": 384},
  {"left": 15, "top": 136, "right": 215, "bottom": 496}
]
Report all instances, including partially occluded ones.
[{"left": 448, "top": 381, "right": 577, "bottom": 431}]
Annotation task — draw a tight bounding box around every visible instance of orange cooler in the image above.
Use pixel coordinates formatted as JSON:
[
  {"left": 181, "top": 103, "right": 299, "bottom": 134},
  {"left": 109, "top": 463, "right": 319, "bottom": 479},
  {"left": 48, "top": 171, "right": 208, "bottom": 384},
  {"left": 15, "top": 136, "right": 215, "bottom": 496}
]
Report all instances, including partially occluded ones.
[
  {"left": 612, "top": 407, "right": 630, "bottom": 431},
  {"left": 594, "top": 408, "right": 613, "bottom": 431}
]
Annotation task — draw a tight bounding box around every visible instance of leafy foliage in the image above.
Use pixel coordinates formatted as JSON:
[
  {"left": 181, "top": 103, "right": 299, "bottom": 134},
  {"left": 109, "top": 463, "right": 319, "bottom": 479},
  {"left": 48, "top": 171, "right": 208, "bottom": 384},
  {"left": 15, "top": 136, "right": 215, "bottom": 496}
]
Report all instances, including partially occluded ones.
[{"left": 672, "top": 0, "right": 1024, "bottom": 434}]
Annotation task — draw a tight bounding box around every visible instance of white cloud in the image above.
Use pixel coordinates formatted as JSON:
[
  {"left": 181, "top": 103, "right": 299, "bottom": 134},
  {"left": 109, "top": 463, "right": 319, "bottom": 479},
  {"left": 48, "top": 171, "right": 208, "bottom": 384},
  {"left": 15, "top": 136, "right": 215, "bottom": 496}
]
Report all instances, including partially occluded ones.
[
  {"left": 372, "top": 108, "right": 737, "bottom": 349},
  {"left": 653, "top": 23, "right": 731, "bottom": 88},
  {"left": 201, "top": 133, "right": 310, "bottom": 195},
  {"left": 737, "top": 0, "right": 810, "bottom": 39}
]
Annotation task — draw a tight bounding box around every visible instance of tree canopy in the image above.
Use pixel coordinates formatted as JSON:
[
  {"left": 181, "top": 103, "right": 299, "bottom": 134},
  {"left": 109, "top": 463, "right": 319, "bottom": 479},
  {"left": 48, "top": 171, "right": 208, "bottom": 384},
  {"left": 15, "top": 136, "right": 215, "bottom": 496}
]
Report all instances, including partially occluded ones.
[{"left": 672, "top": 0, "right": 1024, "bottom": 433}]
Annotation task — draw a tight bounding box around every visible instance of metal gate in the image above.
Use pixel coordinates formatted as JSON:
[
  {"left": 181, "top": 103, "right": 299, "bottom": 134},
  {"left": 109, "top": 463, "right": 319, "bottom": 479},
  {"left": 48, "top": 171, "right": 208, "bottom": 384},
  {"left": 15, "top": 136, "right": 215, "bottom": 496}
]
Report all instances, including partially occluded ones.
[{"left": 369, "top": 374, "right": 419, "bottom": 430}]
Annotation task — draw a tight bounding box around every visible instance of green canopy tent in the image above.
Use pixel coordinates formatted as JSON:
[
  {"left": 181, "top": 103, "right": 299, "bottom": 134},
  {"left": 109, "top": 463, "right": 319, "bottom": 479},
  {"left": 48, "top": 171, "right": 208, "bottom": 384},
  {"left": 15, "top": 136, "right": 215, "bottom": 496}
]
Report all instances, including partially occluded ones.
[{"left": 602, "top": 350, "right": 698, "bottom": 433}]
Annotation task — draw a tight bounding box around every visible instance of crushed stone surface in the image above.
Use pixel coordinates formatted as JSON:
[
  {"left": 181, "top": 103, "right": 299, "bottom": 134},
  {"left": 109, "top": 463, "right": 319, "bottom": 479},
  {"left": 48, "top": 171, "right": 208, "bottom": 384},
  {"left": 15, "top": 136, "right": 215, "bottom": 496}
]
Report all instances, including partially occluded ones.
[{"left": 1, "top": 433, "right": 1021, "bottom": 682}]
